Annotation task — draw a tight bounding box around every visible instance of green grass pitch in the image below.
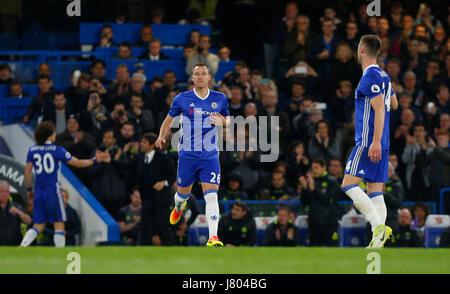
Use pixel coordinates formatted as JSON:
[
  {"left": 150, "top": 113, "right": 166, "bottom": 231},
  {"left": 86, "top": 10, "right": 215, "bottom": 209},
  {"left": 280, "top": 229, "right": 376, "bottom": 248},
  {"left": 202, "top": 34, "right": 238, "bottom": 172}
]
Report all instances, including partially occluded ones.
[{"left": 1, "top": 247, "right": 449, "bottom": 274}]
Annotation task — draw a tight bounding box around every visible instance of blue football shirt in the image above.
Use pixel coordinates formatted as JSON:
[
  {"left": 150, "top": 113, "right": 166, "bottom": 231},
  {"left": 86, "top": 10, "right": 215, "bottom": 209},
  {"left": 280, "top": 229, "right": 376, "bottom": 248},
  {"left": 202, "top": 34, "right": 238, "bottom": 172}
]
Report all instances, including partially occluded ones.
[
  {"left": 26, "top": 142, "right": 72, "bottom": 193},
  {"left": 168, "top": 89, "right": 230, "bottom": 159},
  {"left": 354, "top": 64, "right": 394, "bottom": 150}
]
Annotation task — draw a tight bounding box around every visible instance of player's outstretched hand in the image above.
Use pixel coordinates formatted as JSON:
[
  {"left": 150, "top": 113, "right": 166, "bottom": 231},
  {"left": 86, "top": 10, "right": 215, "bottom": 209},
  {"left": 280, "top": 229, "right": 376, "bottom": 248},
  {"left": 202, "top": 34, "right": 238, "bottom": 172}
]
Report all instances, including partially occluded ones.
[
  {"left": 368, "top": 141, "right": 382, "bottom": 163},
  {"left": 95, "top": 150, "right": 108, "bottom": 163},
  {"left": 155, "top": 137, "right": 166, "bottom": 149},
  {"left": 210, "top": 113, "right": 225, "bottom": 126}
]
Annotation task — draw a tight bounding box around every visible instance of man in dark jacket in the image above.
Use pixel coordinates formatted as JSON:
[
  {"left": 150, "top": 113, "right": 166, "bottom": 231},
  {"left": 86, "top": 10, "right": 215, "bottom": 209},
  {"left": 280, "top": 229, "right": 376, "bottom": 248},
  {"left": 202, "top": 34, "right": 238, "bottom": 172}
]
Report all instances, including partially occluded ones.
[
  {"left": 218, "top": 172, "right": 249, "bottom": 201},
  {"left": 300, "top": 159, "right": 342, "bottom": 246},
  {"left": 218, "top": 202, "right": 256, "bottom": 247},
  {"left": 134, "top": 133, "right": 176, "bottom": 245},
  {"left": 383, "top": 163, "right": 404, "bottom": 231},
  {"left": 88, "top": 129, "right": 129, "bottom": 219},
  {"left": 390, "top": 208, "right": 420, "bottom": 247},
  {"left": 264, "top": 206, "right": 301, "bottom": 246},
  {"left": 22, "top": 74, "right": 54, "bottom": 125},
  {"left": 43, "top": 91, "right": 73, "bottom": 135}
]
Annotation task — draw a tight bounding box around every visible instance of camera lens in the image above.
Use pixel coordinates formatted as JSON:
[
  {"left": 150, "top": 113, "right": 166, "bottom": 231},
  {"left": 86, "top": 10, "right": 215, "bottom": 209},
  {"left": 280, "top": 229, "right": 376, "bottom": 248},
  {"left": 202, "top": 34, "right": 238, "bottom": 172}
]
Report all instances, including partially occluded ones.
[{"left": 118, "top": 110, "right": 124, "bottom": 116}]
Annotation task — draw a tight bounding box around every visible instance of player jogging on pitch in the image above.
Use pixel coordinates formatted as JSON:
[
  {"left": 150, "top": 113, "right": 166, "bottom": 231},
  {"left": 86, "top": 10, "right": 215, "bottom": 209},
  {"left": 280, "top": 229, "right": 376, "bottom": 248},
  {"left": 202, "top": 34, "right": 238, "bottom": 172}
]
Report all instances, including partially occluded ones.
[
  {"left": 341, "top": 35, "right": 398, "bottom": 249},
  {"left": 156, "top": 64, "right": 230, "bottom": 247},
  {"left": 20, "top": 121, "right": 107, "bottom": 247}
]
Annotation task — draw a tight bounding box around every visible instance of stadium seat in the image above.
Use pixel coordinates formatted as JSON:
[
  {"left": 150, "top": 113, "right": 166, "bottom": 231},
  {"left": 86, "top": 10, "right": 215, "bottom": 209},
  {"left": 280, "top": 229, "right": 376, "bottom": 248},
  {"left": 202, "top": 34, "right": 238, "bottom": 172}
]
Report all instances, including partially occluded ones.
[
  {"left": 424, "top": 214, "right": 450, "bottom": 248},
  {"left": 80, "top": 23, "right": 210, "bottom": 46},
  {"left": 294, "top": 215, "right": 309, "bottom": 246},
  {"left": 110, "top": 59, "right": 189, "bottom": 82},
  {"left": 0, "top": 97, "right": 32, "bottom": 124},
  {"left": 215, "top": 61, "right": 237, "bottom": 82},
  {"left": 338, "top": 214, "right": 367, "bottom": 247}
]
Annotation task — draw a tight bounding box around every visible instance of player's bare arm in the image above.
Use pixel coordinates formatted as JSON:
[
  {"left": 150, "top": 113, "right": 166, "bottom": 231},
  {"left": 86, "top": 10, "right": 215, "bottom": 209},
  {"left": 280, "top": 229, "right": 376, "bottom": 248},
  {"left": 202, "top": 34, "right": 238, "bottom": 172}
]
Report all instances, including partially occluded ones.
[
  {"left": 369, "top": 94, "right": 385, "bottom": 163},
  {"left": 391, "top": 94, "right": 398, "bottom": 110},
  {"left": 156, "top": 115, "right": 174, "bottom": 149},
  {"left": 24, "top": 162, "right": 34, "bottom": 200},
  {"left": 67, "top": 150, "right": 107, "bottom": 168}
]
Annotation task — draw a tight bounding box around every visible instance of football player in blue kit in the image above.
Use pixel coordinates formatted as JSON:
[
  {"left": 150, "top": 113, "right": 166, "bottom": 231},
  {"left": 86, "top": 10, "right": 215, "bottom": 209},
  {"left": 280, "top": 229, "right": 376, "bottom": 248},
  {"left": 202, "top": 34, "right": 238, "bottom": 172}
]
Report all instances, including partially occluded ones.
[
  {"left": 20, "top": 121, "right": 107, "bottom": 247},
  {"left": 341, "top": 35, "right": 399, "bottom": 248},
  {"left": 156, "top": 64, "right": 230, "bottom": 247}
]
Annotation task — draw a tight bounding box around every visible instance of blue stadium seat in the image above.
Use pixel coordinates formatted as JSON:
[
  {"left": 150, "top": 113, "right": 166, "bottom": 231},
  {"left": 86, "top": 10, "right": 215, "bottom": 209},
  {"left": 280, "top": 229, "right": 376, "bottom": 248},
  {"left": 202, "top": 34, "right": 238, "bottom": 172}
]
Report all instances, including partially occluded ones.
[
  {"left": 48, "top": 61, "right": 92, "bottom": 85},
  {"left": 215, "top": 61, "right": 237, "bottom": 82},
  {"left": 424, "top": 214, "right": 450, "bottom": 248},
  {"left": 0, "top": 97, "right": 32, "bottom": 125},
  {"left": 110, "top": 60, "right": 189, "bottom": 82},
  {"left": 0, "top": 85, "right": 8, "bottom": 97},
  {"left": 80, "top": 23, "right": 210, "bottom": 46},
  {"left": 22, "top": 85, "right": 40, "bottom": 97},
  {"left": 338, "top": 214, "right": 367, "bottom": 247}
]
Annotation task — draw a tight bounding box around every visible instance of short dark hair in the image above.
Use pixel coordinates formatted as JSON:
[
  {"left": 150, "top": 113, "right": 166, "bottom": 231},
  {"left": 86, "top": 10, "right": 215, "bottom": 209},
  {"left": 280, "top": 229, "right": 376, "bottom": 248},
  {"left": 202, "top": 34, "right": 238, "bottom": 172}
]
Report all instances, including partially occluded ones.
[
  {"left": 192, "top": 63, "right": 210, "bottom": 74},
  {"left": 53, "top": 90, "right": 64, "bottom": 98},
  {"left": 183, "top": 42, "right": 196, "bottom": 49},
  {"left": 129, "top": 186, "right": 140, "bottom": 196},
  {"left": 121, "top": 121, "right": 134, "bottom": 129},
  {"left": 311, "top": 158, "right": 326, "bottom": 167},
  {"left": 9, "top": 78, "right": 22, "bottom": 86},
  {"left": 360, "top": 34, "right": 381, "bottom": 57},
  {"left": 119, "top": 41, "right": 131, "bottom": 48},
  {"left": 34, "top": 121, "right": 55, "bottom": 145},
  {"left": 101, "top": 24, "right": 113, "bottom": 31},
  {"left": 140, "top": 132, "right": 158, "bottom": 144},
  {"left": 102, "top": 129, "right": 116, "bottom": 139},
  {"left": 37, "top": 74, "right": 50, "bottom": 82},
  {"left": 91, "top": 59, "right": 106, "bottom": 68}
]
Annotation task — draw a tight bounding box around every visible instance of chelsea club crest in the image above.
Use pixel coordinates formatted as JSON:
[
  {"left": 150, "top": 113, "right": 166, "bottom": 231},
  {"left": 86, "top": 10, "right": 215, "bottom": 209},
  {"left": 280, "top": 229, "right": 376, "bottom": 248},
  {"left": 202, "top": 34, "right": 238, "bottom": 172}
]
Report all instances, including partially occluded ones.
[{"left": 211, "top": 102, "right": 218, "bottom": 109}]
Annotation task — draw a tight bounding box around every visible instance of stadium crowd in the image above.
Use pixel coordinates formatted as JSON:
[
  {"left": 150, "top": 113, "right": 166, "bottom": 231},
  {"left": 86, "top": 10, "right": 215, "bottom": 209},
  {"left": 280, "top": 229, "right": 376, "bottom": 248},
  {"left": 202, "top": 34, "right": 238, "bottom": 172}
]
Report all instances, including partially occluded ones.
[{"left": 1, "top": 1, "right": 450, "bottom": 247}]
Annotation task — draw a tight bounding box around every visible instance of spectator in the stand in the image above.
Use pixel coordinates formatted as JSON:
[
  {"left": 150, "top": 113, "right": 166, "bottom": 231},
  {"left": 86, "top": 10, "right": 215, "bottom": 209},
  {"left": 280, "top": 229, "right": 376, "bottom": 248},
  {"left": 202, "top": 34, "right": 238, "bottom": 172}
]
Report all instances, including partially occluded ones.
[
  {"left": 151, "top": 7, "right": 164, "bottom": 24},
  {"left": 267, "top": 170, "right": 295, "bottom": 201},
  {"left": 154, "top": 70, "right": 180, "bottom": 106},
  {"left": 117, "top": 187, "right": 142, "bottom": 245},
  {"left": 156, "top": 90, "right": 178, "bottom": 129},
  {"left": 188, "top": 29, "right": 201, "bottom": 49},
  {"left": 79, "top": 90, "right": 109, "bottom": 142},
  {"left": 426, "top": 128, "right": 450, "bottom": 204},
  {"left": 0, "top": 63, "right": 12, "bottom": 84},
  {"left": 264, "top": 206, "right": 301, "bottom": 246},
  {"left": 228, "top": 86, "right": 245, "bottom": 117},
  {"left": 344, "top": 20, "right": 360, "bottom": 51},
  {"left": 186, "top": 35, "right": 219, "bottom": 85},
  {"left": 23, "top": 74, "right": 54, "bottom": 124},
  {"left": 6, "top": 79, "right": 30, "bottom": 98},
  {"left": 90, "top": 59, "right": 108, "bottom": 84},
  {"left": 402, "top": 123, "right": 434, "bottom": 201},
  {"left": 383, "top": 162, "right": 404, "bottom": 231},
  {"left": 285, "top": 140, "right": 309, "bottom": 185},
  {"left": 431, "top": 27, "right": 446, "bottom": 59},
  {"left": 328, "top": 158, "right": 344, "bottom": 183},
  {"left": 107, "top": 64, "right": 131, "bottom": 110},
  {"left": 139, "top": 38, "right": 169, "bottom": 60},
  {"left": 330, "top": 42, "right": 361, "bottom": 92},
  {"left": 98, "top": 24, "right": 116, "bottom": 48},
  {"left": 386, "top": 58, "right": 402, "bottom": 84},
  {"left": 43, "top": 91, "right": 72, "bottom": 135},
  {"left": 415, "top": 3, "right": 442, "bottom": 35},
  {"left": 218, "top": 202, "right": 257, "bottom": 247},
  {"left": 136, "top": 133, "right": 176, "bottom": 245},
  {"left": 390, "top": 208, "right": 420, "bottom": 247},
  {"left": 127, "top": 93, "right": 155, "bottom": 136},
  {"left": 261, "top": 90, "right": 291, "bottom": 154},
  {"left": 116, "top": 121, "right": 137, "bottom": 148},
  {"left": 89, "top": 129, "right": 128, "bottom": 219},
  {"left": 43, "top": 188, "right": 81, "bottom": 246},
  {"left": 423, "top": 60, "right": 444, "bottom": 98},
  {"left": 330, "top": 80, "right": 354, "bottom": 132},
  {"left": 410, "top": 202, "right": 429, "bottom": 246},
  {"left": 281, "top": 79, "right": 306, "bottom": 119},
  {"left": 218, "top": 172, "right": 249, "bottom": 201},
  {"left": 392, "top": 92, "right": 423, "bottom": 130},
  {"left": 182, "top": 42, "right": 196, "bottom": 60},
  {"left": 218, "top": 45, "right": 231, "bottom": 62},
  {"left": 402, "top": 39, "right": 427, "bottom": 86},
  {"left": 284, "top": 61, "right": 320, "bottom": 97},
  {"left": 308, "top": 119, "right": 339, "bottom": 162},
  {"left": 438, "top": 112, "right": 450, "bottom": 133},
  {"left": 55, "top": 115, "right": 97, "bottom": 189},
  {"left": 292, "top": 96, "right": 314, "bottom": 141},
  {"left": 0, "top": 181, "right": 32, "bottom": 245},
  {"left": 113, "top": 42, "right": 137, "bottom": 60},
  {"left": 308, "top": 17, "right": 341, "bottom": 90},
  {"left": 133, "top": 24, "right": 153, "bottom": 47},
  {"left": 283, "top": 14, "right": 314, "bottom": 67},
  {"left": 233, "top": 65, "right": 255, "bottom": 101},
  {"left": 300, "top": 159, "right": 341, "bottom": 246},
  {"left": 435, "top": 84, "right": 450, "bottom": 114},
  {"left": 392, "top": 108, "right": 416, "bottom": 157}
]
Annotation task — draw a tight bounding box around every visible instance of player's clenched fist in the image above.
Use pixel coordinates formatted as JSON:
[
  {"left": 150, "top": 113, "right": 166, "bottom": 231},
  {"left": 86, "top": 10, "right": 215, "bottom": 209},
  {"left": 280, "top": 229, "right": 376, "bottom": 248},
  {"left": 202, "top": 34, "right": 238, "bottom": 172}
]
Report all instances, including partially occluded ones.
[{"left": 368, "top": 141, "right": 382, "bottom": 163}]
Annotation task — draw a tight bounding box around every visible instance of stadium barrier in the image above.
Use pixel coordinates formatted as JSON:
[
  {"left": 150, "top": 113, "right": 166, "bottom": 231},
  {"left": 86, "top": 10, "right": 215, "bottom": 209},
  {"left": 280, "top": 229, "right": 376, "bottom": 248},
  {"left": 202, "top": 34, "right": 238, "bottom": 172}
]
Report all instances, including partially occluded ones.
[
  {"left": 0, "top": 123, "right": 119, "bottom": 245},
  {"left": 424, "top": 214, "right": 450, "bottom": 248},
  {"left": 79, "top": 23, "right": 210, "bottom": 46}
]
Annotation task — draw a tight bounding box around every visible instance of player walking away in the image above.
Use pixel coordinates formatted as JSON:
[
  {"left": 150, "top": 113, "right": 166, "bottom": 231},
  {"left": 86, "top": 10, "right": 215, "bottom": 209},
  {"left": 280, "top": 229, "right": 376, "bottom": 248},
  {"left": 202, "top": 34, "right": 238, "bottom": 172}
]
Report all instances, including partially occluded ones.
[
  {"left": 341, "top": 35, "right": 398, "bottom": 249},
  {"left": 20, "top": 121, "right": 107, "bottom": 248},
  {"left": 155, "top": 64, "right": 230, "bottom": 247}
]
